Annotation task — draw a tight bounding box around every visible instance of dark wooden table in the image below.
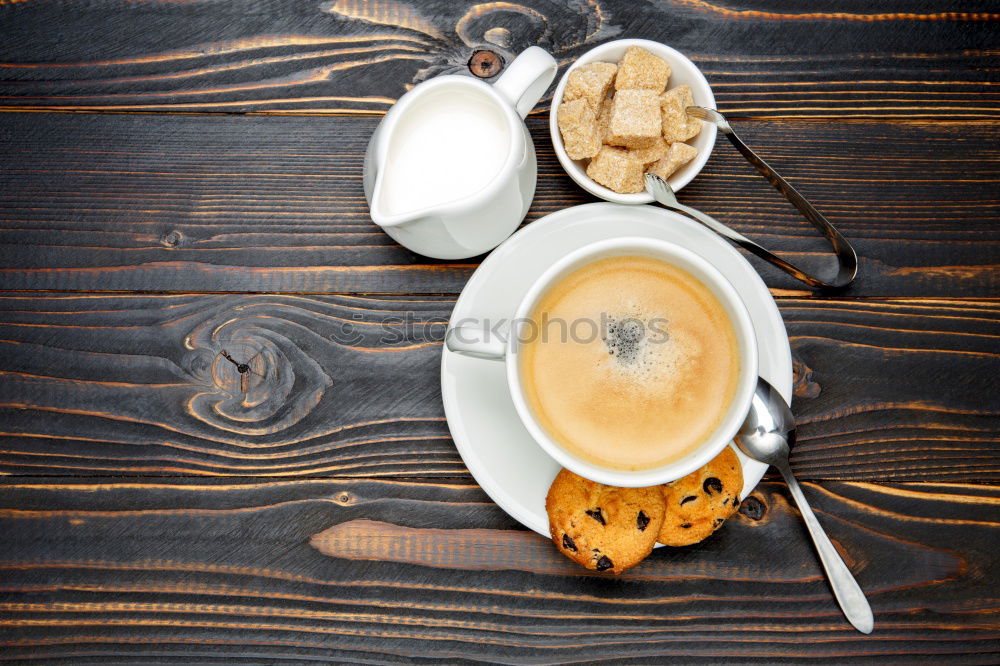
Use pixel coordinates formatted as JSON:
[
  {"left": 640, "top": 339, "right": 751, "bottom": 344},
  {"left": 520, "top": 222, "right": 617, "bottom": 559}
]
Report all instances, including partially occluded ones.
[{"left": 1, "top": 1, "right": 998, "bottom": 663}]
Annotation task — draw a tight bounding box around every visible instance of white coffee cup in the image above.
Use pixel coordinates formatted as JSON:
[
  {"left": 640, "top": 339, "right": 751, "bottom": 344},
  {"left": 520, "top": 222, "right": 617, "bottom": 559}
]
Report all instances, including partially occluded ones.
[{"left": 445, "top": 236, "right": 758, "bottom": 487}]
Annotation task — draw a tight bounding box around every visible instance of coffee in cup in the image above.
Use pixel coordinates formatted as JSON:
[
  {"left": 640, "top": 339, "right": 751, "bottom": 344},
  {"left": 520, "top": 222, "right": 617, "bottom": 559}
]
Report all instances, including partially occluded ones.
[{"left": 518, "top": 254, "right": 740, "bottom": 472}]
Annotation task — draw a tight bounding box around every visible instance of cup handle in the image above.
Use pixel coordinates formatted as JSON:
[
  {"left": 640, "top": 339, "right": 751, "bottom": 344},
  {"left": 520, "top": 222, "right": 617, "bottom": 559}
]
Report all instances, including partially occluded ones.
[
  {"left": 492, "top": 46, "right": 557, "bottom": 119},
  {"left": 445, "top": 322, "right": 507, "bottom": 361}
]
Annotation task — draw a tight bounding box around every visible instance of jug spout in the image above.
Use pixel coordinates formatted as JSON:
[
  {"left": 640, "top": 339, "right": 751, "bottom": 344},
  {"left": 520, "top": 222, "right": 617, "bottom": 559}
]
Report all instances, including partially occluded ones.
[
  {"left": 368, "top": 186, "right": 423, "bottom": 229},
  {"left": 371, "top": 209, "right": 420, "bottom": 229},
  {"left": 364, "top": 122, "right": 421, "bottom": 229},
  {"left": 369, "top": 174, "right": 444, "bottom": 231}
]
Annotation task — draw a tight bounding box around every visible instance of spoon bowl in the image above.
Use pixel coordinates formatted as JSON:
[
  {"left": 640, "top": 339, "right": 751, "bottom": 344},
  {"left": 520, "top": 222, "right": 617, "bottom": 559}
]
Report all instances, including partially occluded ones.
[{"left": 736, "top": 374, "right": 795, "bottom": 466}]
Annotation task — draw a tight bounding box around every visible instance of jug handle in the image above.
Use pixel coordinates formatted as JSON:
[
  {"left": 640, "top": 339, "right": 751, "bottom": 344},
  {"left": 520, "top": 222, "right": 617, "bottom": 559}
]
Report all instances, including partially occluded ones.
[{"left": 492, "top": 46, "right": 557, "bottom": 119}]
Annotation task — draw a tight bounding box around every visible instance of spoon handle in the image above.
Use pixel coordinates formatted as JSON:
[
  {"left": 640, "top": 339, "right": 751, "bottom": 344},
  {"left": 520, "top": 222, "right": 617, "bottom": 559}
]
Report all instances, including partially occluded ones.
[
  {"left": 665, "top": 200, "right": 829, "bottom": 287},
  {"left": 691, "top": 107, "right": 858, "bottom": 289},
  {"left": 776, "top": 461, "right": 875, "bottom": 634},
  {"left": 645, "top": 177, "right": 849, "bottom": 290}
]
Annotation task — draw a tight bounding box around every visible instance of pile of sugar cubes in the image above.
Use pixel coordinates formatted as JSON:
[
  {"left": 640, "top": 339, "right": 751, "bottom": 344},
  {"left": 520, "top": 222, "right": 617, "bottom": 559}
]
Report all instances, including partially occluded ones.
[{"left": 557, "top": 46, "right": 702, "bottom": 194}]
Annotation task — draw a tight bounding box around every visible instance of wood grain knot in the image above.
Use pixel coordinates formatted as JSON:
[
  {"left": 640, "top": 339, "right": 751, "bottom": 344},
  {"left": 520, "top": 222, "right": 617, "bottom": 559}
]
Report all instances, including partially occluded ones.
[
  {"left": 403, "top": 1, "right": 620, "bottom": 87},
  {"left": 738, "top": 494, "right": 768, "bottom": 522},
  {"left": 468, "top": 50, "right": 503, "bottom": 78},
  {"left": 184, "top": 304, "right": 333, "bottom": 436},
  {"left": 793, "top": 358, "right": 822, "bottom": 399},
  {"left": 159, "top": 230, "right": 183, "bottom": 248}
]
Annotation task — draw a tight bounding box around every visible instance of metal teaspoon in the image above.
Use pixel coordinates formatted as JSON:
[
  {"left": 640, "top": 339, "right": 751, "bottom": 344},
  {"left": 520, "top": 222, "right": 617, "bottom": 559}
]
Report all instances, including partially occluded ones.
[
  {"left": 644, "top": 105, "right": 858, "bottom": 289},
  {"left": 734, "top": 377, "right": 874, "bottom": 634}
]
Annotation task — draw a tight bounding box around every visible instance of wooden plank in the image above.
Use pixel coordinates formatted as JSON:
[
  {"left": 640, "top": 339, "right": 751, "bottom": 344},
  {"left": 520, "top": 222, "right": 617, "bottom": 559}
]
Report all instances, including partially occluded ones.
[
  {"left": 0, "top": 292, "right": 995, "bottom": 481},
  {"left": 1, "top": 113, "right": 997, "bottom": 297},
  {"left": 0, "top": 0, "right": 997, "bottom": 119},
  {"left": 0, "top": 477, "right": 997, "bottom": 662}
]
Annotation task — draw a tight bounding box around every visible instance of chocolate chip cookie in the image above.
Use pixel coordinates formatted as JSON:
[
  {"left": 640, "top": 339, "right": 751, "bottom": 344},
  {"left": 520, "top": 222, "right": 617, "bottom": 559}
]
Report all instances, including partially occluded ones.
[
  {"left": 657, "top": 445, "right": 743, "bottom": 546},
  {"left": 546, "top": 469, "right": 665, "bottom": 574}
]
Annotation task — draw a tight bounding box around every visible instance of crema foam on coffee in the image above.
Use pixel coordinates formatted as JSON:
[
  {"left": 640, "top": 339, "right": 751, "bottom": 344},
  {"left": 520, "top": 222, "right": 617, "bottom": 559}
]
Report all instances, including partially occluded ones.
[{"left": 519, "top": 255, "right": 740, "bottom": 471}]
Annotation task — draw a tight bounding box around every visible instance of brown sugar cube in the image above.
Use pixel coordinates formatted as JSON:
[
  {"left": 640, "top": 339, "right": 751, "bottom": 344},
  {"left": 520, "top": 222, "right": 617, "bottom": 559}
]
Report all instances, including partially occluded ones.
[
  {"left": 615, "top": 46, "right": 671, "bottom": 92},
  {"left": 587, "top": 145, "right": 644, "bottom": 194},
  {"left": 647, "top": 142, "right": 698, "bottom": 181},
  {"left": 596, "top": 97, "right": 613, "bottom": 143},
  {"left": 606, "top": 89, "right": 661, "bottom": 149},
  {"left": 557, "top": 98, "right": 602, "bottom": 160},
  {"left": 660, "top": 84, "right": 702, "bottom": 143},
  {"left": 629, "top": 136, "right": 668, "bottom": 166},
  {"left": 562, "top": 62, "right": 617, "bottom": 113}
]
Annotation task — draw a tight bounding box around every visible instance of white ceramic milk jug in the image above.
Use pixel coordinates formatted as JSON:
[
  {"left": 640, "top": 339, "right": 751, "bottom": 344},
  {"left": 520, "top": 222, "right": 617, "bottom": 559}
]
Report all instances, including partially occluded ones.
[{"left": 363, "top": 47, "right": 557, "bottom": 259}]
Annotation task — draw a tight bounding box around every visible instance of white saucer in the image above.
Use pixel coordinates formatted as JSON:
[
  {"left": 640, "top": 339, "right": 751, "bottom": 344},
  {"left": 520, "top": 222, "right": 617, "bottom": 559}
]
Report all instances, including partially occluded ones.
[{"left": 441, "top": 202, "right": 792, "bottom": 538}]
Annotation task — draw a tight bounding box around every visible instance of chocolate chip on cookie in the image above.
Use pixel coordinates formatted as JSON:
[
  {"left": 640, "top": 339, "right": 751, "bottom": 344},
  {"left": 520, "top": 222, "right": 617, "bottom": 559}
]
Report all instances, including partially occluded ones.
[
  {"left": 546, "top": 469, "right": 665, "bottom": 574},
  {"left": 657, "top": 445, "right": 743, "bottom": 547}
]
